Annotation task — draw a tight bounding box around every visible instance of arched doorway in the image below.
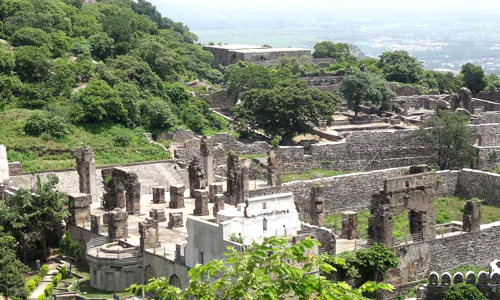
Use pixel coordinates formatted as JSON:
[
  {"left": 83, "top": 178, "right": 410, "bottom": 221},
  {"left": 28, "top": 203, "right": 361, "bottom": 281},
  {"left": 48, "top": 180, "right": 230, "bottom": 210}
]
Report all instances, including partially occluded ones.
[
  {"left": 145, "top": 265, "right": 156, "bottom": 282},
  {"left": 168, "top": 275, "right": 182, "bottom": 289}
]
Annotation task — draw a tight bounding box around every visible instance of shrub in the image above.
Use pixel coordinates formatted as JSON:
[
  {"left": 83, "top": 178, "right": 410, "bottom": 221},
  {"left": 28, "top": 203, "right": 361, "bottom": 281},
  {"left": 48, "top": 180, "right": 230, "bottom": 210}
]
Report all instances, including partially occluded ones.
[
  {"left": 44, "top": 283, "right": 53, "bottom": 296},
  {"left": 141, "top": 98, "right": 177, "bottom": 130},
  {"left": 36, "top": 294, "right": 46, "bottom": 300},
  {"left": 26, "top": 279, "right": 37, "bottom": 293},
  {"left": 444, "top": 283, "right": 486, "bottom": 300},
  {"left": 33, "top": 275, "right": 42, "bottom": 285},
  {"left": 436, "top": 212, "right": 452, "bottom": 224},
  {"left": 24, "top": 112, "right": 70, "bottom": 139},
  {"left": 229, "top": 233, "right": 244, "bottom": 244},
  {"left": 60, "top": 266, "right": 68, "bottom": 279},
  {"left": 40, "top": 264, "right": 49, "bottom": 277},
  {"left": 52, "top": 273, "right": 62, "bottom": 286}
]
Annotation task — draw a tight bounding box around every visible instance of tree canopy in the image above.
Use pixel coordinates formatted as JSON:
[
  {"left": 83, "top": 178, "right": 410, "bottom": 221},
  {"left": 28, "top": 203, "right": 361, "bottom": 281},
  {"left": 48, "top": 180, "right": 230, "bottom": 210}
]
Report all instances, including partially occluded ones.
[
  {"left": 460, "top": 63, "right": 487, "bottom": 95},
  {"left": 415, "top": 111, "right": 476, "bottom": 170},
  {"left": 312, "top": 41, "right": 353, "bottom": 61},
  {"left": 128, "top": 236, "right": 393, "bottom": 300},
  {"left": 0, "top": 226, "right": 29, "bottom": 299},
  {"left": 339, "top": 71, "right": 395, "bottom": 116},
  {"left": 377, "top": 50, "right": 424, "bottom": 84},
  {"left": 232, "top": 78, "right": 340, "bottom": 144}
]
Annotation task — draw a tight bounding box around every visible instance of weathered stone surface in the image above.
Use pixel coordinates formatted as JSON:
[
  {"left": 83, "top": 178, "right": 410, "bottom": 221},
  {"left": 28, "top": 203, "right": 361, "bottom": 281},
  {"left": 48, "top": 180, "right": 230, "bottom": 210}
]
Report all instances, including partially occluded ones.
[
  {"left": 341, "top": 211, "right": 358, "bottom": 240},
  {"left": 200, "top": 136, "right": 214, "bottom": 185},
  {"left": 267, "top": 147, "right": 282, "bottom": 187},
  {"left": 300, "top": 223, "right": 336, "bottom": 254},
  {"left": 169, "top": 184, "right": 185, "bottom": 208},
  {"left": 68, "top": 193, "right": 92, "bottom": 225},
  {"left": 167, "top": 212, "right": 183, "bottom": 229},
  {"left": 90, "top": 215, "right": 103, "bottom": 234},
  {"left": 152, "top": 186, "right": 166, "bottom": 204},
  {"left": 459, "top": 87, "right": 474, "bottom": 114},
  {"left": 102, "top": 168, "right": 141, "bottom": 214},
  {"left": 149, "top": 208, "right": 167, "bottom": 222},
  {"left": 463, "top": 200, "right": 481, "bottom": 232},
  {"left": 193, "top": 189, "right": 209, "bottom": 216},
  {"left": 309, "top": 185, "right": 325, "bottom": 227},
  {"left": 107, "top": 208, "right": 128, "bottom": 241},
  {"left": 188, "top": 157, "right": 205, "bottom": 198},
  {"left": 213, "top": 194, "right": 225, "bottom": 217},
  {"left": 208, "top": 183, "right": 223, "bottom": 203},
  {"left": 139, "top": 218, "right": 160, "bottom": 249},
  {"left": 72, "top": 147, "right": 97, "bottom": 201},
  {"left": 8, "top": 162, "right": 22, "bottom": 176}
]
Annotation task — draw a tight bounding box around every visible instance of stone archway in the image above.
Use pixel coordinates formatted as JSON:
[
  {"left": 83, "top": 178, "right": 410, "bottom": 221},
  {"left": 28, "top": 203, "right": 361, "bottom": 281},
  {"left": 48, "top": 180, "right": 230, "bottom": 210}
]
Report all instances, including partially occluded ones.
[
  {"left": 168, "top": 275, "right": 182, "bottom": 289},
  {"left": 145, "top": 265, "right": 156, "bottom": 282}
]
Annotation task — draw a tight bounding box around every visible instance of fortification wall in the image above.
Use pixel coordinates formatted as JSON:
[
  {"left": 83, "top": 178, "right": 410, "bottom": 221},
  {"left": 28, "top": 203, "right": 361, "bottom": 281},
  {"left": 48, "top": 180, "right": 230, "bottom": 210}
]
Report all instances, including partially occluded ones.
[
  {"left": 472, "top": 112, "right": 500, "bottom": 125},
  {"left": 474, "top": 146, "right": 500, "bottom": 170},
  {"left": 474, "top": 123, "right": 500, "bottom": 146},
  {"left": 456, "top": 169, "right": 500, "bottom": 206}
]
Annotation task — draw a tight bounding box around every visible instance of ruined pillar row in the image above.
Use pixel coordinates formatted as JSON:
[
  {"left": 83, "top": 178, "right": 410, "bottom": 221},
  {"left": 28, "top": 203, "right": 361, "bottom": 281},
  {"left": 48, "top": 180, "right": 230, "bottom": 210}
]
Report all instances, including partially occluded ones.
[
  {"left": 152, "top": 187, "right": 166, "bottom": 204},
  {"left": 168, "top": 212, "right": 184, "bottom": 229},
  {"left": 213, "top": 194, "right": 225, "bottom": 217},
  {"left": 188, "top": 157, "right": 205, "bottom": 198},
  {"left": 267, "top": 147, "right": 282, "bottom": 187},
  {"left": 139, "top": 218, "right": 160, "bottom": 250},
  {"left": 149, "top": 208, "right": 167, "bottom": 222},
  {"left": 208, "top": 183, "right": 223, "bottom": 203}
]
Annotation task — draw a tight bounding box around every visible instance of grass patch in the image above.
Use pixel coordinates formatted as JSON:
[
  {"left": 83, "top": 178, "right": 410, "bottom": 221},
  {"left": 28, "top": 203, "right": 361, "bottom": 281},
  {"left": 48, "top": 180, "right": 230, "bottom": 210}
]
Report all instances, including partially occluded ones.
[
  {"left": 1, "top": 109, "right": 171, "bottom": 172},
  {"left": 282, "top": 169, "right": 357, "bottom": 183},
  {"left": 241, "top": 153, "right": 267, "bottom": 160},
  {"left": 326, "top": 197, "right": 500, "bottom": 239}
]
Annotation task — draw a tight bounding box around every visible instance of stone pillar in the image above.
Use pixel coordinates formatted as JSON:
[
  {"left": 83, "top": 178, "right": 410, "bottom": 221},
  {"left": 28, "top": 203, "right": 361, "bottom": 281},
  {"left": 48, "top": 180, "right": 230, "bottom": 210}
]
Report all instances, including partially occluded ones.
[
  {"left": 188, "top": 157, "right": 205, "bottom": 198},
  {"left": 101, "top": 169, "right": 117, "bottom": 209},
  {"left": 167, "top": 212, "right": 184, "bottom": 229},
  {"left": 267, "top": 147, "right": 282, "bottom": 187},
  {"left": 226, "top": 152, "right": 240, "bottom": 204},
  {"left": 125, "top": 173, "right": 141, "bottom": 215},
  {"left": 193, "top": 189, "right": 209, "bottom": 216},
  {"left": 459, "top": 87, "right": 474, "bottom": 114},
  {"left": 90, "top": 215, "right": 102, "bottom": 234},
  {"left": 68, "top": 193, "right": 92, "bottom": 226},
  {"left": 341, "top": 211, "right": 358, "bottom": 240},
  {"left": 152, "top": 187, "right": 166, "bottom": 204},
  {"left": 0, "top": 145, "right": 9, "bottom": 183},
  {"left": 310, "top": 185, "right": 325, "bottom": 227},
  {"left": 368, "top": 193, "right": 394, "bottom": 248},
  {"left": 463, "top": 201, "right": 481, "bottom": 232},
  {"left": 149, "top": 208, "right": 167, "bottom": 222},
  {"left": 139, "top": 218, "right": 160, "bottom": 250},
  {"left": 208, "top": 183, "right": 223, "bottom": 203},
  {"left": 213, "top": 194, "right": 225, "bottom": 217},
  {"left": 72, "top": 147, "right": 96, "bottom": 202},
  {"left": 200, "top": 136, "right": 214, "bottom": 185},
  {"left": 107, "top": 208, "right": 128, "bottom": 241},
  {"left": 235, "top": 166, "right": 249, "bottom": 205},
  {"left": 169, "top": 185, "right": 185, "bottom": 208}
]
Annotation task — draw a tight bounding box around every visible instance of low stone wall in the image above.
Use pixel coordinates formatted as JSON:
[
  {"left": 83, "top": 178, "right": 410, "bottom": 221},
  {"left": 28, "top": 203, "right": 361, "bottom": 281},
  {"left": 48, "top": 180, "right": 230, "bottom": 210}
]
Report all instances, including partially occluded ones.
[
  {"left": 456, "top": 169, "right": 500, "bottom": 206},
  {"left": 474, "top": 123, "right": 500, "bottom": 146},
  {"left": 472, "top": 112, "right": 500, "bottom": 125},
  {"left": 477, "top": 89, "right": 500, "bottom": 103},
  {"left": 474, "top": 146, "right": 500, "bottom": 171},
  {"left": 8, "top": 162, "right": 22, "bottom": 176},
  {"left": 9, "top": 160, "right": 186, "bottom": 199}
]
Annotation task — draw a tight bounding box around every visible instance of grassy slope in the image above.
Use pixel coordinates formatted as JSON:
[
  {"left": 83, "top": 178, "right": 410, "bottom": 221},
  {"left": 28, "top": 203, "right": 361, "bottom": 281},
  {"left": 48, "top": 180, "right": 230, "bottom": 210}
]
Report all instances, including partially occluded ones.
[
  {"left": 326, "top": 197, "right": 500, "bottom": 239},
  {"left": 1, "top": 109, "right": 171, "bottom": 172}
]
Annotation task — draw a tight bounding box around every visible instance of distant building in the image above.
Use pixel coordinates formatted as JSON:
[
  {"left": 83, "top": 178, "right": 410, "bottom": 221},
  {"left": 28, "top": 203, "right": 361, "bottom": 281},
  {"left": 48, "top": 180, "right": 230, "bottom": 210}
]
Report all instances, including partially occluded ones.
[{"left": 203, "top": 44, "right": 311, "bottom": 66}]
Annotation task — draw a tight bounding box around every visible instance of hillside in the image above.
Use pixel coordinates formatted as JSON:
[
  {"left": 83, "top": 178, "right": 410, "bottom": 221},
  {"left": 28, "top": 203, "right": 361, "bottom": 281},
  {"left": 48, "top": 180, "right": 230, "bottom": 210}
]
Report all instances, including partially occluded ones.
[{"left": 0, "top": 0, "right": 228, "bottom": 171}]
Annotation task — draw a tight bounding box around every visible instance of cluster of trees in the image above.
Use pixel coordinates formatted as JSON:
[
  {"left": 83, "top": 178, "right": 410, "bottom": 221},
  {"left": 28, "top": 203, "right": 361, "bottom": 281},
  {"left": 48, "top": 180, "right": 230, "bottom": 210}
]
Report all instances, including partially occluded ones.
[
  {"left": 0, "top": 0, "right": 226, "bottom": 137},
  {"left": 226, "top": 61, "right": 341, "bottom": 144},
  {"left": 129, "top": 237, "right": 396, "bottom": 300}
]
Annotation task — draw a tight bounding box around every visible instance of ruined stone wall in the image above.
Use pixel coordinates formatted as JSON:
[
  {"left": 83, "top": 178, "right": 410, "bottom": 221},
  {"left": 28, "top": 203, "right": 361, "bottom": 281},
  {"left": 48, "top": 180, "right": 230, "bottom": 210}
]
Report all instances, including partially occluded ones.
[
  {"left": 8, "top": 162, "right": 22, "bottom": 176},
  {"left": 472, "top": 112, "right": 500, "bottom": 125},
  {"left": 9, "top": 161, "right": 185, "bottom": 198},
  {"left": 456, "top": 169, "right": 500, "bottom": 206},
  {"left": 198, "top": 89, "right": 234, "bottom": 109},
  {"left": 474, "top": 146, "right": 500, "bottom": 171},
  {"left": 477, "top": 88, "right": 500, "bottom": 103},
  {"left": 280, "top": 129, "right": 435, "bottom": 173},
  {"left": 473, "top": 98, "right": 500, "bottom": 112},
  {"left": 474, "top": 123, "right": 500, "bottom": 146}
]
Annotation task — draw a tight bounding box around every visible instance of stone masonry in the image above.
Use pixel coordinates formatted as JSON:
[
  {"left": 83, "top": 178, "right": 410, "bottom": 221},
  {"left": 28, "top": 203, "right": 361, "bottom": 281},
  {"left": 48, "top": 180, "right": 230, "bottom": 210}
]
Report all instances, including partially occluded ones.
[
  {"left": 309, "top": 185, "right": 326, "bottom": 227},
  {"left": 463, "top": 200, "right": 481, "bottom": 232},
  {"left": 193, "top": 189, "right": 209, "bottom": 216},
  {"left": 149, "top": 208, "right": 167, "bottom": 222},
  {"left": 208, "top": 183, "right": 223, "bottom": 203},
  {"left": 188, "top": 157, "right": 205, "bottom": 198},
  {"left": 341, "top": 211, "right": 358, "bottom": 240},
  {"left": 169, "top": 184, "right": 185, "bottom": 208},
  {"left": 139, "top": 218, "right": 161, "bottom": 249},
  {"left": 72, "top": 147, "right": 97, "bottom": 202},
  {"left": 102, "top": 168, "right": 141, "bottom": 214},
  {"left": 68, "top": 193, "right": 92, "bottom": 226},
  {"left": 267, "top": 147, "right": 282, "bottom": 187},
  {"left": 213, "top": 194, "right": 225, "bottom": 217},
  {"left": 167, "top": 212, "right": 184, "bottom": 229},
  {"left": 200, "top": 136, "right": 214, "bottom": 185},
  {"left": 107, "top": 208, "right": 128, "bottom": 241},
  {"left": 152, "top": 187, "right": 166, "bottom": 204}
]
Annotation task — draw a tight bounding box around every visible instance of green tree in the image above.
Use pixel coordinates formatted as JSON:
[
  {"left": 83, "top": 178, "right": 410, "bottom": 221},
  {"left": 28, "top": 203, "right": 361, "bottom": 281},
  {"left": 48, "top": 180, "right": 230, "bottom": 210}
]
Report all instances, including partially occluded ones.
[
  {"left": 485, "top": 73, "right": 500, "bottom": 91},
  {"left": 49, "top": 30, "right": 71, "bottom": 57},
  {"left": 415, "top": 111, "right": 476, "bottom": 170},
  {"left": 444, "top": 284, "right": 486, "bottom": 300},
  {"left": 429, "top": 71, "right": 460, "bottom": 94},
  {"left": 459, "top": 63, "right": 487, "bottom": 94},
  {"left": 233, "top": 79, "right": 340, "bottom": 144},
  {"left": 88, "top": 31, "right": 115, "bottom": 61},
  {"left": 0, "top": 226, "right": 29, "bottom": 299},
  {"left": 0, "top": 0, "right": 34, "bottom": 20},
  {"left": 339, "top": 72, "right": 396, "bottom": 116},
  {"left": 59, "top": 233, "right": 82, "bottom": 259},
  {"left": 313, "top": 41, "right": 353, "bottom": 61},
  {"left": 128, "top": 236, "right": 393, "bottom": 300},
  {"left": 14, "top": 46, "right": 51, "bottom": 82},
  {"left": 71, "top": 79, "right": 128, "bottom": 123},
  {"left": 0, "top": 47, "right": 15, "bottom": 74},
  {"left": 115, "top": 82, "right": 141, "bottom": 126},
  {"left": 9, "top": 27, "right": 52, "bottom": 48},
  {"left": 378, "top": 50, "right": 424, "bottom": 84},
  {"left": 141, "top": 97, "right": 177, "bottom": 130},
  {"left": 46, "top": 58, "right": 76, "bottom": 98},
  {"left": 225, "top": 61, "right": 278, "bottom": 102},
  {"left": 0, "top": 75, "right": 22, "bottom": 109}
]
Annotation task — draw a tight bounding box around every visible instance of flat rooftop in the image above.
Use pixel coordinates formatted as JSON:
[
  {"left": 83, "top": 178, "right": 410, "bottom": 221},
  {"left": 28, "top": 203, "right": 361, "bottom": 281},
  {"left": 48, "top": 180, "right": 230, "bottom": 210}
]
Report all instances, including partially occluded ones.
[
  {"left": 232, "top": 48, "right": 310, "bottom": 53},
  {"left": 203, "top": 44, "right": 267, "bottom": 50}
]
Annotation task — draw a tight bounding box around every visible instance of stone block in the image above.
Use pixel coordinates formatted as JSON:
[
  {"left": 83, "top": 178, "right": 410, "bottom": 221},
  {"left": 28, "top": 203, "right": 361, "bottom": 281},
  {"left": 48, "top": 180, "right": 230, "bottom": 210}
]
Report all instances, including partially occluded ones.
[
  {"left": 149, "top": 208, "right": 167, "bottom": 222},
  {"left": 169, "top": 184, "right": 185, "bottom": 208},
  {"left": 152, "top": 187, "right": 166, "bottom": 204},
  {"left": 463, "top": 201, "right": 481, "bottom": 232},
  {"left": 341, "top": 211, "right": 358, "bottom": 240},
  {"left": 213, "top": 194, "right": 225, "bottom": 217},
  {"left": 208, "top": 183, "right": 223, "bottom": 203},
  {"left": 193, "top": 189, "right": 209, "bottom": 216},
  {"left": 139, "top": 218, "right": 160, "bottom": 248},
  {"left": 8, "top": 162, "right": 22, "bottom": 176},
  {"left": 107, "top": 208, "right": 128, "bottom": 241},
  {"left": 68, "top": 193, "right": 92, "bottom": 226},
  {"left": 168, "top": 212, "right": 184, "bottom": 229}
]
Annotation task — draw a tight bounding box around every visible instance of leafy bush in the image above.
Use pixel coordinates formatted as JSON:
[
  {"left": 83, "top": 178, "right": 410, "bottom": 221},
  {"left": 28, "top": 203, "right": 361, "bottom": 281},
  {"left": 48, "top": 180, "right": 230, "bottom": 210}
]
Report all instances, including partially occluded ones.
[
  {"left": 229, "top": 233, "right": 244, "bottom": 244},
  {"left": 205, "top": 69, "right": 223, "bottom": 84},
  {"left": 40, "top": 264, "right": 49, "bottom": 277},
  {"left": 141, "top": 98, "right": 177, "bottom": 130},
  {"left": 436, "top": 211, "right": 452, "bottom": 224},
  {"left": 113, "top": 129, "right": 134, "bottom": 147},
  {"left": 36, "top": 294, "right": 46, "bottom": 300},
  {"left": 9, "top": 27, "right": 51, "bottom": 48},
  {"left": 52, "top": 273, "right": 62, "bottom": 286},
  {"left": 33, "top": 275, "right": 42, "bottom": 285},
  {"left": 24, "top": 111, "right": 71, "bottom": 139},
  {"left": 44, "top": 283, "right": 53, "bottom": 296},
  {"left": 444, "top": 283, "right": 486, "bottom": 300},
  {"left": 26, "top": 279, "right": 37, "bottom": 293},
  {"left": 60, "top": 266, "right": 68, "bottom": 279},
  {"left": 59, "top": 233, "right": 82, "bottom": 259}
]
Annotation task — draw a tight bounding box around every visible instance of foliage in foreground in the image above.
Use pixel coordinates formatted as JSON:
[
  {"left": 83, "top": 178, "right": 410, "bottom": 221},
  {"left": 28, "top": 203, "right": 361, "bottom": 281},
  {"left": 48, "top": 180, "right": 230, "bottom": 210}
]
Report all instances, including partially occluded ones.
[
  {"left": 0, "top": 226, "right": 29, "bottom": 299},
  {"left": 128, "top": 237, "right": 393, "bottom": 300},
  {"left": 444, "top": 283, "right": 486, "bottom": 300}
]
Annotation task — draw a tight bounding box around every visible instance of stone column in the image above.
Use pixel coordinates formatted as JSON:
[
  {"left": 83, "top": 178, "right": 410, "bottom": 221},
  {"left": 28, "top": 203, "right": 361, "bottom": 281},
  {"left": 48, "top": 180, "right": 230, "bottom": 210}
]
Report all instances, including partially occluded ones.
[
  {"left": 310, "top": 185, "right": 325, "bottom": 227},
  {"left": 213, "top": 194, "right": 225, "bottom": 217},
  {"left": 68, "top": 193, "right": 92, "bottom": 226},
  {"left": 139, "top": 218, "right": 161, "bottom": 250},
  {"left": 152, "top": 187, "right": 166, "bottom": 204},
  {"left": 0, "top": 145, "right": 9, "bottom": 183},
  {"left": 235, "top": 166, "right": 249, "bottom": 205},
  {"left": 167, "top": 212, "right": 184, "bottom": 229},
  {"left": 341, "top": 211, "right": 358, "bottom": 240},
  {"left": 463, "top": 201, "right": 481, "bottom": 232},
  {"left": 267, "top": 147, "right": 282, "bottom": 187},
  {"left": 200, "top": 136, "right": 214, "bottom": 185},
  {"left": 125, "top": 173, "right": 141, "bottom": 215},
  {"left": 226, "top": 152, "right": 240, "bottom": 204},
  {"left": 169, "top": 185, "right": 185, "bottom": 208},
  {"left": 188, "top": 157, "right": 205, "bottom": 198},
  {"left": 149, "top": 208, "right": 167, "bottom": 222},
  {"left": 72, "top": 147, "right": 97, "bottom": 202},
  {"left": 193, "top": 189, "right": 209, "bottom": 216},
  {"left": 208, "top": 183, "right": 223, "bottom": 203},
  {"left": 459, "top": 87, "right": 474, "bottom": 114},
  {"left": 90, "top": 215, "right": 102, "bottom": 234},
  {"left": 107, "top": 208, "right": 128, "bottom": 241}
]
